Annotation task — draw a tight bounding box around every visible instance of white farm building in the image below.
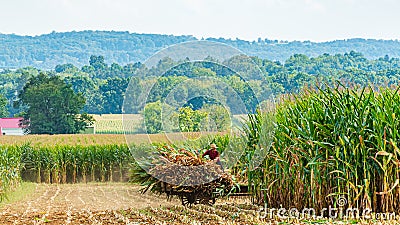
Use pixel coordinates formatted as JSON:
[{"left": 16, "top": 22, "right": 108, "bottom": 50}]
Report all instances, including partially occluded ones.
[{"left": 0, "top": 118, "right": 24, "bottom": 136}]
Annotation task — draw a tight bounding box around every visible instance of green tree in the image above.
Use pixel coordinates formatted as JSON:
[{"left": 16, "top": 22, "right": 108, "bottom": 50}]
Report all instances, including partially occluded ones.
[
  {"left": 99, "top": 77, "right": 129, "bottom": 114},
  {"left": 0, "top": 94, "right": 8, "bottom": 117},
  {"left": 64, "top": 75, "right": 102, "bottom": 114},
  {"left": 123, "top": 77, "right": 143, "bottom": 114},
  {"left": 146, "top": 76, "right": 186, "bottom": 103},
  {"left": 86, "top": 55, "right": 108, "bottom": 78},
  {"left": 192, "top": 67, "right": 216, "bottom": 77},
  {"left": 142, "top": 101, "right": 175, "bottom": 134},
  {"left": 109, "top": 63, "right": 123, "bottom": 77},
  {"left": 14, "top": 73, "right": 94, "bottom": 134},
  {"left": 123, "top": 62, "right": 148, "bottom": 77},
  {"left": 177, "top": 106, "right": 208, "bottom": 132},
  {"left": 89, "top": 55, "right": 107, "bottom": 71},
  {"left": 201, "top": 104, "right": 230, "bottom": 131},
  {"left": 55, "top": 63, "right": 78, "bottom": 73}
]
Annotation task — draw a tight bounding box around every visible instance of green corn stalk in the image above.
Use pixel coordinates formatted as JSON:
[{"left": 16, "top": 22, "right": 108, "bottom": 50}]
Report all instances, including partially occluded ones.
[
  {"left": 0, "top": 145, "right": 22, "bottom": 202},
  {"left": 240, "top": 83, "right": 400, "bottom": 213}
]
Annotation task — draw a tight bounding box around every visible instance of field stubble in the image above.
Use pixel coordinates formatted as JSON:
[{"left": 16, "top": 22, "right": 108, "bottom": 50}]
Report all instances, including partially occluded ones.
[
  {"left": 0, "top": 133, "right": 211, "bottom": 146},
  {"left": 0, "top": 183, "right": 256, "bottom": 225},
  {"left": 1, "top": 183, "right": 396, "bottom": 225}
]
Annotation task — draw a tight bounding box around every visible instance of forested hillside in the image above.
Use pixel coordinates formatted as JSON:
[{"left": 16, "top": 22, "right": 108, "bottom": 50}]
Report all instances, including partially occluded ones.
[{"left": 1, "top": 31, "right": 400, "bottom": 69}]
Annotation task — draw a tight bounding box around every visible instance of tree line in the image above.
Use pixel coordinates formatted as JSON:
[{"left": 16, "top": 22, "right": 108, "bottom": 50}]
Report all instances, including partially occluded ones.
[
  {"left": 1, "top": 51, "right": 400, "bottom": 134},
  {"left": 1, "top": 51, "right": 400, "bottom": 116}
]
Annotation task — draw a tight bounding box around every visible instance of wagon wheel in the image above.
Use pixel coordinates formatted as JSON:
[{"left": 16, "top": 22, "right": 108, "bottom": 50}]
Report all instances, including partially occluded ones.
[{"left": 180, "top": 193, "right": 200, "bottom": 207}]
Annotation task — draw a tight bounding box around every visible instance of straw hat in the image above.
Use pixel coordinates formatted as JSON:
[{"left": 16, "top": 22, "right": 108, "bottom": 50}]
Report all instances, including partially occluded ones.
[{"left": 210, "top": 143, "right": 218, "bottom": 149}]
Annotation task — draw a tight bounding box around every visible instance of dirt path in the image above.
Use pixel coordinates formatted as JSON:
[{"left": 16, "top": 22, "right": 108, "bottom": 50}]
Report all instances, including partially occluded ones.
[{"left": 0, "top": 183, "right": 178, "bottom": 224}]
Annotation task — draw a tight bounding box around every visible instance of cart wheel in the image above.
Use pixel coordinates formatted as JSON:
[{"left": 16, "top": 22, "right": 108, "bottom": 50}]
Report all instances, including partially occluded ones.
[{"left": 181, "top": 193, "right": 199, "bottom": 207}]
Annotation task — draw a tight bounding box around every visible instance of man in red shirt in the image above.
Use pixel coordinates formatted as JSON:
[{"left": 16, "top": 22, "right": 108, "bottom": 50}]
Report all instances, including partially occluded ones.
[{"left": 202, "top": 144, "right": 223, "bottom": 171}]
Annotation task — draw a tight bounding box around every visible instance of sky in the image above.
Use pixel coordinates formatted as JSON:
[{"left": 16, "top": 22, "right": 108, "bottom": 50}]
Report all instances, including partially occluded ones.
[{"left": 0, "top": 0, "right": 399, "bottom": 42}]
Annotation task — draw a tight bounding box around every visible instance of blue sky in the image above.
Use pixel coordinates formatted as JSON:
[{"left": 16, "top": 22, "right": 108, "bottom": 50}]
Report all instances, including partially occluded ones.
[{"left": 0, "top": 0, "right": 399, "bottom": 41}]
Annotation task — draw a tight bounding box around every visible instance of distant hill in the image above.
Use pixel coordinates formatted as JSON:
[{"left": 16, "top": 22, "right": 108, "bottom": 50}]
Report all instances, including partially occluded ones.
[{"left": 1, "top": 31, "right": 400, "bottom": 69}]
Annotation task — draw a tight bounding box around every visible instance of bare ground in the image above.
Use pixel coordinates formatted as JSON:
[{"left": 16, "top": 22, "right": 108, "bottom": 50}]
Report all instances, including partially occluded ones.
[
  {"left": 0, "top": 183, "right": 179, "bottom": 224},
  {"left": 2, "top": 183, "right": 384, "bottom": 225}
]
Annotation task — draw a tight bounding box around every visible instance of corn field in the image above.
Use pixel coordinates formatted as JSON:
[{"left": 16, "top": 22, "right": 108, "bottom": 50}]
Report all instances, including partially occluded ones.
[
  {"left": 0, "top": 134, "right": 127, "bottom": 146},
  {"left": 19, "top": 144, "right": 132, "bottom": 183},
  {"left": 0, "top": 146, "right": 22, "bottom": 201},
  {"left": 0, "top": 144, "right": 134, "bottom": 201},
  {"left": 241, "top": 83, "right": 400, "bottom": 214},
  {"left": 92, "top": 114, "right": 142, "bottom": 134},
  {"left": 0, "top": 133, "right": 214, "bottom": 146},
  {"left": 0, "top": 131, "right": 229, "bottom": 201}
]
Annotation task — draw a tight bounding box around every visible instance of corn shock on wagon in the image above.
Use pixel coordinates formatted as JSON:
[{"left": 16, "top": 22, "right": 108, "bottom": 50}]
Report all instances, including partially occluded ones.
[{"left": 130, "top": 146, "right": 234, "bottom": 206}]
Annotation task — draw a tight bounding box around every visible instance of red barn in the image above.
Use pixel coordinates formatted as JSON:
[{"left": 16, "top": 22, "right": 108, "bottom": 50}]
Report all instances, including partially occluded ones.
[{"left": 0, "top": 118, "right": 24, "bottom": 135}]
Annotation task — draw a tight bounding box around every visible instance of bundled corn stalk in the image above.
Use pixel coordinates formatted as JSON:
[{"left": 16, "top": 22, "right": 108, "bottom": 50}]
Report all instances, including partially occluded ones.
[{"left": 130, "top": 146, "right": 234, "bottom": 206}]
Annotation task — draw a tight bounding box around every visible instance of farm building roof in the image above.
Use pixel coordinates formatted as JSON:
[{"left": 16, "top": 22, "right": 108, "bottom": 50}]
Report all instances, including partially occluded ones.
[{"left": 0, "top": 118, "right": 23, "bottom": 128}]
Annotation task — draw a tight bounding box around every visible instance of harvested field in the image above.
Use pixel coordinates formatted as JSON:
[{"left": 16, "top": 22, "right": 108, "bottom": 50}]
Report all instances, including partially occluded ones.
[
  {"left": 0, "top": 183, "right": 179, "bottom": 224},
  {"left": 1, "top": 183, "right": 397, "bottom": 224},
  {"left": 0, "top": 133, "right": 215, "bottom": 146}
]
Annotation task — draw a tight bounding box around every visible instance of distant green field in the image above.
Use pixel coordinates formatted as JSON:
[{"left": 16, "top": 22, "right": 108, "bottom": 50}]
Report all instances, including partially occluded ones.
[
  {"left": 90, "top": 114, "right": 246, "bottom": 134},
  {"left": 91, "top": 114, "right": 143, "bottom": 134}
]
